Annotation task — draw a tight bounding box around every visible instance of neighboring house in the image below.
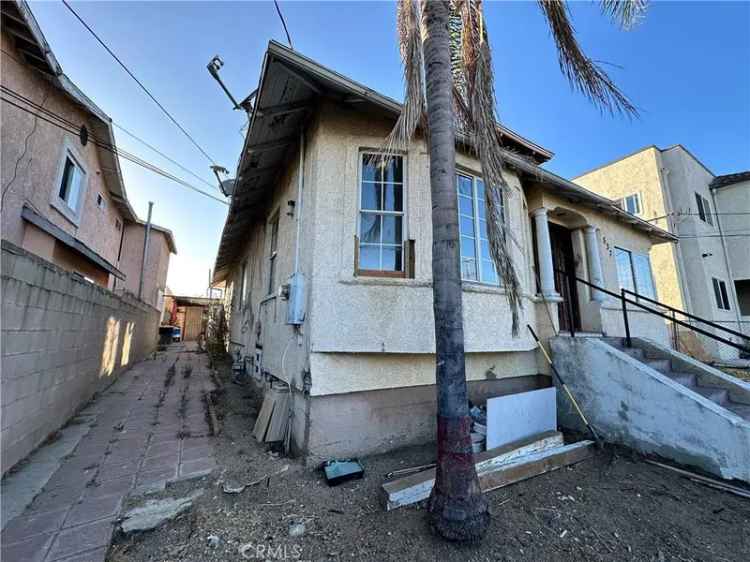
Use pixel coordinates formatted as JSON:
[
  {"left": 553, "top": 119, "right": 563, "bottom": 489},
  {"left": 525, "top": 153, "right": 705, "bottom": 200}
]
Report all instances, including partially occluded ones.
[
  {"left": 574, "top": 146, "right": 749, "bottom": 359},
  {"left": 1, "top": 1, "right": 137, "bottom": 288},
  {"left": 711, "top": 172, "right": 750, "bottom": 330},
  {"left": 116, "top": 220, "right": 177, "bottom": 312},
  {"left": 212, "top": 42, "right": 676, "bottom": 462}
]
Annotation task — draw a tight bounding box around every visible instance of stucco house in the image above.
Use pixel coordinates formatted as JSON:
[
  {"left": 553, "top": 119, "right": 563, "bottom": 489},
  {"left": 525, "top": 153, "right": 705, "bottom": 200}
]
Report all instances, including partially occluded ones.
[
  {"left": 116, "top": 220, "right": 177, "bottom": 312},
  {"left": 574, "top": 146, "right": 749, "bottom": 359},
  {"left": 212, "top": 42, "right": 676, "bottom": 462},
  {"left": 1, "top": 1, "right": 175, "bottom": 300}
]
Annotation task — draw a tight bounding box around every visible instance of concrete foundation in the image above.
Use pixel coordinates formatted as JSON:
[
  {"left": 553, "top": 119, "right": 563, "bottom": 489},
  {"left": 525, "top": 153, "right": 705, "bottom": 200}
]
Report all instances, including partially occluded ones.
[{"left": 297, "top": 374, "right": 551, "bottom": 465}]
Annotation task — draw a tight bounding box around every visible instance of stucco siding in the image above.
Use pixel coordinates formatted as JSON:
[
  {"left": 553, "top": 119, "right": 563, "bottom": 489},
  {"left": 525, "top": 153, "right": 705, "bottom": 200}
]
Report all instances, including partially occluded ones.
[
  {"left": 117, "top": 225, "right": 172, "bottom": 310},
  {"left": 1, "top": 34, "right": 125, "bottom": 272}
]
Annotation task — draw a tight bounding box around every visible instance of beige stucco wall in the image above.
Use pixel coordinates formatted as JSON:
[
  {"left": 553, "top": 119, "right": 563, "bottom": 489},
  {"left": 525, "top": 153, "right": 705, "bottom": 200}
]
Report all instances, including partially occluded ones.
[
  {"left": 223, "top": 101, "right": 670, "bottom": 398},
  {"left": 574, "top": 147, "right": 686, "bottom": 313},
  {"left": 117, "top": 224, "right": 172, "bottom": 310},
  {"left": 1, "top": 32, "right": 125, "bottom": 279}
]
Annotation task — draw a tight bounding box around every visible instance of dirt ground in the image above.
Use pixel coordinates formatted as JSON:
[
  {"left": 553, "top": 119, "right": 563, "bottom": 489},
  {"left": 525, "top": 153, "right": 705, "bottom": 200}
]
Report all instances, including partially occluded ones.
[{"left": 108, "top": 353, "right": 750, "bottom": 562}]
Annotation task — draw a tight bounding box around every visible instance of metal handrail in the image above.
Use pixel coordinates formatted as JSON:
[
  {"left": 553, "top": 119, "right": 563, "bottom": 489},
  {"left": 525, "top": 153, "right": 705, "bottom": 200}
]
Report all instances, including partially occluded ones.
[
  {"left": 554, "top": 268, "right": 750, "bottom": 354},
  {"left": 621, "top": 288, "right": 748, "bottom": 341}
]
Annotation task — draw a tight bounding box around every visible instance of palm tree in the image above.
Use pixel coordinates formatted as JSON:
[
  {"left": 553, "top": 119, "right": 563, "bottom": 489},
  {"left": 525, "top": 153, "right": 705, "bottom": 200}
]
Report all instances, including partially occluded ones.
[{"left": 387, "top": 0, "right": 646, "bottom": 541}]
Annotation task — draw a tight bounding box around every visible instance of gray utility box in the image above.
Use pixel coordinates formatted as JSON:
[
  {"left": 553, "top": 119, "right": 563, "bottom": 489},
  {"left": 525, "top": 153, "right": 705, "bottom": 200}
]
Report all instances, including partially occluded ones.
[{"left": 286, "top": 272, "right": 306, "bottom": 325}]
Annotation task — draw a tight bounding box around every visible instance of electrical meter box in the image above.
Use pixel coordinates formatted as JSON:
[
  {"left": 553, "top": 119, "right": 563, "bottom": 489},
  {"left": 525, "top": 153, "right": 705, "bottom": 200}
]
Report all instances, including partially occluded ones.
[{"left": 286, "top": 272, "right": 305, "bottom": 325}]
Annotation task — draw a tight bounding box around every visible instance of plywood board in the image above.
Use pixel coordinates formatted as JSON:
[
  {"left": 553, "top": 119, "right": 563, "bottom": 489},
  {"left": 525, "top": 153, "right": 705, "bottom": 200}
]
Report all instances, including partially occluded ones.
[
  {"left": 486, "top": 387, "right": 557, "bottom": 450},
  {"left": 265, "top": 391, "right": 290, "bottom": 442},
  {"left": 382, "top": 431, "right": 564, "bottom": 511},
  {"left": 253, "top": 392, "right": 275, "bottom": 442}
]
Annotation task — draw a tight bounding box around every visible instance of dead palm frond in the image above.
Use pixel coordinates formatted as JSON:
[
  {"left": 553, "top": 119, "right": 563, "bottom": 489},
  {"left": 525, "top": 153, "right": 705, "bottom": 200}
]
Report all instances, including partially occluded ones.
[
  {"left": 537, "top": 0, "right": 638, "bottom": 116},
  {"left": 387, "top": 0, "right": 644, "bottom": 335}
]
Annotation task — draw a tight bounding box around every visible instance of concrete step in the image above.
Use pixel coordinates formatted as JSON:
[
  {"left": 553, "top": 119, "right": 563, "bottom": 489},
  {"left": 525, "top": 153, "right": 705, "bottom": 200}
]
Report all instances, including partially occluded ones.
[
  {"left": 645, "top": 359, "right": 671, "bottom": 373},
  {"left": 664, "top": 371, "right": 697, "bottom": 387},
  {"left": 692, "top": 385, "right": 729, "bottom": 406},
  {"left": 726, "top": 402, "right": 750, "bottom": 421},
  {"left": 621, "top": 347, "right": 645, "bottom": 360}
]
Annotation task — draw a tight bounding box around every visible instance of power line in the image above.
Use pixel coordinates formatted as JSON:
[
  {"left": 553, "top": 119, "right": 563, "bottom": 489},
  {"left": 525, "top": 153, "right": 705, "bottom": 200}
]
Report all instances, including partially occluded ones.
[
  {"left": 1, "top": 95, "right": 228, "bottom": 206},
  {"left": 112, "top": 123, "right": 218, "bottom": 191},
  {"left": 61, "top": 0, "right": 218, "bottom": 166},
  {"left": 273, "top": 0, "right": 294, "bottom": 49}
]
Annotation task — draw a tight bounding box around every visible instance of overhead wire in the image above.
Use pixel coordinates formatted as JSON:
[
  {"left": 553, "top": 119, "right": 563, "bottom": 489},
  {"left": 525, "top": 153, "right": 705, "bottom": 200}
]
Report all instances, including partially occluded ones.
[
  {"left": 1, "top": 92, "right": 228, "bottom": 206},
  {"left": 61, "top": 0, "right": 219, "bottom": 166}
]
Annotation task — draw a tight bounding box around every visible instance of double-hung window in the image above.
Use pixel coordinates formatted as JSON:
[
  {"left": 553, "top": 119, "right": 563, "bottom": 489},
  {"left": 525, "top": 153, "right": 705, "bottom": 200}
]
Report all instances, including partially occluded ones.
[
  {"left": 358, "top": 153, "right": 404, "bottom": 274},
  {"left": 712, "top": 278, "right": 730, "bottom": 310},
  {"left": 615, "top": 247, "right": 656, "bottom": 299},
  {"left": 267, "top": 213, "right": 279, "bottom": 295},
  {"left": 457, "top": 173, "right": 499, "bottom": 285}
]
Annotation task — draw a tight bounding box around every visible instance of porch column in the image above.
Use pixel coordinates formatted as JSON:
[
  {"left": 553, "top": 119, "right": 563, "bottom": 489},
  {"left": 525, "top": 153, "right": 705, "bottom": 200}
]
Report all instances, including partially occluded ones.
[
  {"left": 531, "top": 208, "right": 559, "bottom": 298},
  {"left": 584, "top": 225, "right": 605, "bottom": 302}
]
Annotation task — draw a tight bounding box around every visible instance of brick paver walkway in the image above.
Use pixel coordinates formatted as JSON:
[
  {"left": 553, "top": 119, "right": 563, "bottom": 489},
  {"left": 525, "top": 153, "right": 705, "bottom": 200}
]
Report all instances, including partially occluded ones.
[{"left": 1, "top": 344, "right": 217, "bottom": 562}]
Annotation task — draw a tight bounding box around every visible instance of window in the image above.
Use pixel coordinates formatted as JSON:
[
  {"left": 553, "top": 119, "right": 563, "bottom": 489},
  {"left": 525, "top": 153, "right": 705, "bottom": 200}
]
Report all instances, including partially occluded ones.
[
  {"left": 267, "top": 213, "right": 279, "bottom": 294},
  {"left": 712, "top": 278, "right": 730, "bottom": 310},
  {"left": 734, "top": 280, "right": 750, "bottom": 316},
  {"left": 458, "top": 173, "right": 499, "bottom": 285},
  {"left": 239, "top": 261, "right": 247, "bottom": 310},
  {"left": 620, "top": 193, "right": 642, "bottom": 216},
  {"left": 695, "top": 193, "right": 713, "bottom": 225},
  {"left": 357, "top": 153, "right": 404, "bottom": 273},
  {"left": 615, "top": 247, "right": 656, "bottom": 299},
  {"left": 96, "top": 193, "right": 106, "bottom": 210},
  {"left": 57, "top": 153, "right": 86, "bottom": 213}
]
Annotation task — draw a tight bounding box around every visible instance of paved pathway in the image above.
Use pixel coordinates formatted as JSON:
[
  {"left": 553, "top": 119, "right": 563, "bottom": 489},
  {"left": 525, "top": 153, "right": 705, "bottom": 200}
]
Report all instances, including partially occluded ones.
[{"left": 1, "top": 343, "right": 217, "bottom": 562}]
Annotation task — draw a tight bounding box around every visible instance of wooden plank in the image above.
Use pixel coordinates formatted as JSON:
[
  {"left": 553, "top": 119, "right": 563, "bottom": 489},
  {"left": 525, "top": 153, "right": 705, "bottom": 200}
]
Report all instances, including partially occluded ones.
[
  {"left": 265, "top": 391, "right": 290, "bottom": 442},
  {"left": 382, "top": 431, "right": 564, "bottom": 511},
  {"left": 479, "top": 441, "right": 595, "bottom": 494},
  {"left": 253, "top": 392, "right": 276, "bottom": 442}
]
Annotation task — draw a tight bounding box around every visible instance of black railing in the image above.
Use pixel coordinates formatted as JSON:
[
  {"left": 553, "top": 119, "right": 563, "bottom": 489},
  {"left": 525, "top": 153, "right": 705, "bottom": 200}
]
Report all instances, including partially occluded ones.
[{"left": 555, "top": 269, "right": 750, "bottom": 355}]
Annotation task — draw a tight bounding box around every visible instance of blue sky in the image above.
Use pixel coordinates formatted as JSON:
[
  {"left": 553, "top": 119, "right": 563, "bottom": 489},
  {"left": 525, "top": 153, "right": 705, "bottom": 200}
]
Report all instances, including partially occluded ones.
[{"left": 29, "top": 1, "right": 749, "bottom": 295}]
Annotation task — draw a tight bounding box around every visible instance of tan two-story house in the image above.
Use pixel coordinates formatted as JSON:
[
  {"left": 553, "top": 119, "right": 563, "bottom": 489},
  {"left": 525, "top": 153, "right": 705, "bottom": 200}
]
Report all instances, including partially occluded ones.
[
  {"left": 213, "top": 42, "right": 676, "bottom": 462},
  {"left": 574, "top": 146, "right": 749, "bottom": 360}
]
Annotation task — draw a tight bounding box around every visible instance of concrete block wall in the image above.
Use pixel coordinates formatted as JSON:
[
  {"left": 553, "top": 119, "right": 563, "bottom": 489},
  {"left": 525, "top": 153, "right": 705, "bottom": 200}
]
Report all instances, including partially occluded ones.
[{"left": 1, "top": 241, "right": 159, "bottom": 474}]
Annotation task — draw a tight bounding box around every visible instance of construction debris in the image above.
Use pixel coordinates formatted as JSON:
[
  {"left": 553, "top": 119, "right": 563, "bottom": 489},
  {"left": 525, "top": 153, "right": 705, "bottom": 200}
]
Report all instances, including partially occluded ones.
[
  {"left": 323, "top": 459, "right": 365, "bottom": 486},
  {"left": 252, "top": 387, "right": 290, "bottom": 443},
  {"left": 382, "top": 431, "right": 588, "bottom": 510},
  {"left": 222, "top": 465, "right": 289, "bottom": 494},
  {"left": 645, "top": 459, "right": 750, "bottom": 499},
  {"left": 120, "top": 490, "right": 204, "bottom": 533}
]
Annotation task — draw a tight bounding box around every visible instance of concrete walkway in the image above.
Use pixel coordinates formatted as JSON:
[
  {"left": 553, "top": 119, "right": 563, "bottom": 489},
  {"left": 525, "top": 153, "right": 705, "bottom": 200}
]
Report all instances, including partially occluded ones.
[{"left": 0, "top": 343, "right": 217, "bottom": 562}]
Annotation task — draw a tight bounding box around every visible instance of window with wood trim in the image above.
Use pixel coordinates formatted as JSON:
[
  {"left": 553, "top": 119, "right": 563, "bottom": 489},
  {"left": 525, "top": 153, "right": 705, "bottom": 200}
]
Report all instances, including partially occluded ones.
[
  {"left": 356, "top": 153, "right": 405, "bottom": 276},
  {"left": 457, "top": 172, "right": 499, "bottom": 285},
  {"left": 267, "top": 213, "right": 279, "bottom": 295}
]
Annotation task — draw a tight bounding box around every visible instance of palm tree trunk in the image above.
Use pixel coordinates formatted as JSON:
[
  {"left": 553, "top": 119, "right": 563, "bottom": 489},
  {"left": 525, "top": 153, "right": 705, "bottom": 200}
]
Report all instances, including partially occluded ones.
[{"left": 423, "top": 0, "right": 489, "bottom": 542}]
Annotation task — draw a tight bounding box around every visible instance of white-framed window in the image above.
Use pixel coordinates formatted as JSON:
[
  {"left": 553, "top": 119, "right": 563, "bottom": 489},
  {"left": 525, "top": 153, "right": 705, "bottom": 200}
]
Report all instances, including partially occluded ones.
[
  {"left": 457, "top": 172, "right": 499, "bottom": 285},
  {"left": 267, "top": 213, "right": 279, "bottom": 294},
  {"left": 52, "top": 142, "right": 88, "bottom": 224},
  {"left": 615, "top": 247, "right": 656, "bottom": 299},
  {"left": 620, "top": 193, "right": 642, "bottom": 216},
  {"left": 695, "top": 193, "right": 713, "bottom": 225},
  {"left": 712, "top": 278, "right": 730, "bottom": 310},
  {"left": 357, "top": 152, "right": 405, "bottom": 274},
  {"left": 96, "top": 193, "right": 106, "bottom": 210}
]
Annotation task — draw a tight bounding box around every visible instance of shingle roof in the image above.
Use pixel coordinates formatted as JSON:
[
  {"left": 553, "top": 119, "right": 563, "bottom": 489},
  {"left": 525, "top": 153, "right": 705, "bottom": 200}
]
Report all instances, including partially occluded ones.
[{"left": 710, "top": 171, "right": 750, "bottom": 189}]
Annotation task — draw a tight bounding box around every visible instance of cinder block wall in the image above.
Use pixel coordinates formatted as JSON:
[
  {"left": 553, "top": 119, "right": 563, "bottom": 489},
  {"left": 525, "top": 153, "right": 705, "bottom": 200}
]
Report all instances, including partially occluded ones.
[{"left": 1, "top": 241, "right": 159, "bottom": 474}]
